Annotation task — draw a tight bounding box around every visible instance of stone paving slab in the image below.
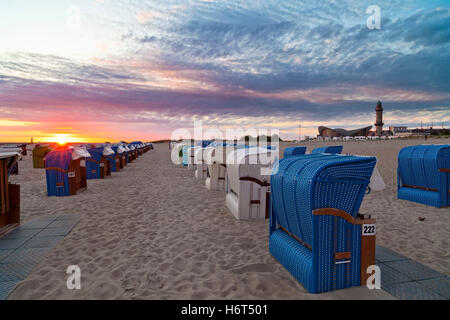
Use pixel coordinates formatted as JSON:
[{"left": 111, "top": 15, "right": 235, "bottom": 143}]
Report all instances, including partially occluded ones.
[
  {"left": 376, "top": 245, "right": 448, "bottom": 300},
  {"left": 0, "top": 214, "right": 80, "bottom": 300}
]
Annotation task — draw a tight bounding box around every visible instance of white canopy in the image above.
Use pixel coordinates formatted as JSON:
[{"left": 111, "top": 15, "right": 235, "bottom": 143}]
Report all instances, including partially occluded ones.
[
  {"left": 0, "top": 152, "right": 20, "bottom": 160},
  {"left": 103, "top": 145, "right": 115, "bottom": 156},
  {"left": 72, "top": 146, "right": 91, "bottom": 160}
]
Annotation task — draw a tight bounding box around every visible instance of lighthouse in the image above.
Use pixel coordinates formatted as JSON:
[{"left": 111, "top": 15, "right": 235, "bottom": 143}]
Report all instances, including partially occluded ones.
[{"left": 375, "top": 101, "right": 384, "bottom": 136}]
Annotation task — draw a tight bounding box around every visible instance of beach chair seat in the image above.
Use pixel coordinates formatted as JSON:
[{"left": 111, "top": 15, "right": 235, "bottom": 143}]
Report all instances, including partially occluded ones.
[
  {"left": 284, "top": 146, "right": 307, "bottom": 158},
  {"left": 397, "top": 145, "right": 450, "bottom": 208},
  {"left": 311, "top": 146, "right": 343, "bottom": 154},
  {"left": 269, "top": 154, "right": 377, "bottom": 293}
]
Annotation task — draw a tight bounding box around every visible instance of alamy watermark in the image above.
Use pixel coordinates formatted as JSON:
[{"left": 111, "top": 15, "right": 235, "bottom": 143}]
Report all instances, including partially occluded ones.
[
  {"left": 66, "top": 265, "right": 81, "bottom": 290},
  {"left": 366, "top": 5, "right": 381, "bottom": 30},
  {"left": 170, "top": 121, "right": 279, "bottom": 175},
  {"left": 67, "top": 5, "right": 81, "bottom": 30}
]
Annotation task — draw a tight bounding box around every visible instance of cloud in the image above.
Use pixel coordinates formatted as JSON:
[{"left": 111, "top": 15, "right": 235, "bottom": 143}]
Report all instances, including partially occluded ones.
[{"left": 0, "top": 0, "right": 449, "bottom": 141}]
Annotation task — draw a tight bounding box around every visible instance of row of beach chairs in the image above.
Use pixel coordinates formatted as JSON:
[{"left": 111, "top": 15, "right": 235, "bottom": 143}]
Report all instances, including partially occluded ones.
[
  {"left": 44, "top": 142, "right": 153, "bottom": 197},
  {"left": 172, "top": 141, "right": 448, "bottom": 294}
]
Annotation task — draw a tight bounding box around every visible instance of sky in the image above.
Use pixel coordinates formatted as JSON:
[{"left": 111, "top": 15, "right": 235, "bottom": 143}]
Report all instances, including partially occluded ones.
[{"left": 0, "top": 0, "right": 449, "bottom": 143}]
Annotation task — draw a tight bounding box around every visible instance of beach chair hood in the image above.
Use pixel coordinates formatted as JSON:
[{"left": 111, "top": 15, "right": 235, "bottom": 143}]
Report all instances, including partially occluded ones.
[
  {"left": 270, "top": 154, "right": 376, "bottom": 247},
  {"left": 103, "top": 146, "right": 115, "bottom": 156},
  {"left": 72, "top": 146, "right": 91, "bottom": 160},
  {"left": 284, "top": 146, "right": 307, "bottom": 158}
]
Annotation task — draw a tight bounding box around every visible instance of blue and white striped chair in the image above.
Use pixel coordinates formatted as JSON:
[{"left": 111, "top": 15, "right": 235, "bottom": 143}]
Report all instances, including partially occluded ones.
[{"left": 269, "top": 154, "right": 377, "bottom": 293}]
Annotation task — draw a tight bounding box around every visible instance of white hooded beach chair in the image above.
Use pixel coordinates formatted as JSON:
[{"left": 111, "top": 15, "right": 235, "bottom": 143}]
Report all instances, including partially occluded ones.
[
  {"left": 204, "top": 144, "right": 235, "bottom": 191},
  {"left": 194, "top": 147, "right": 211, "bottom": 180},
  {"left": 187, "top": 146, "right": 202, "bottom": 170},
  {"left": 225, "top": 147, "right": 275, "bottom": 220}
]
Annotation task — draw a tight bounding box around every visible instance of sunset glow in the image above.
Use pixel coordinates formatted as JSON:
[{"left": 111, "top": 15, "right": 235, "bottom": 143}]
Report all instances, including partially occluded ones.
[{"left": 0, "top": 0, "right": 449, "bottom": 142}]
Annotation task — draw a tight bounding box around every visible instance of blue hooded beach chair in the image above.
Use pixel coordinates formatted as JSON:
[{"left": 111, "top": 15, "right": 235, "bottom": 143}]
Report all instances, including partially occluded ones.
[
  {"left": 284, "top": 146, "right": 307, "bottom": 158},
  {"left": 397, "top": 145, "right": 450, "bottom": 208},
  {"left": 182, "top": 145, "right": 193, "bottom": 166},
  {"left": 86, "top": 147, "right": 110, "bottom": 179},
  {"left": 112, "top": 145, "right": 125, "bottom": 170},
  {"left": 45, "top": 148, "right": 88, "bottom": 196},
  {"left": 269, "top": 154, "right": 377, "bottom": 293},
  {"left": 311, "top": 146, "right": 343, "bottom": 154},
  {"left": 104, "top": 146, "right": 120, "bottom": 173}
]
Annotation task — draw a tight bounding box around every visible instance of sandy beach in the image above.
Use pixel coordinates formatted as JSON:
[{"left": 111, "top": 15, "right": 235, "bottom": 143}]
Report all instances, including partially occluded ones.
[{"left": 6, "top": 138, "right": 449, "bottom": 300}]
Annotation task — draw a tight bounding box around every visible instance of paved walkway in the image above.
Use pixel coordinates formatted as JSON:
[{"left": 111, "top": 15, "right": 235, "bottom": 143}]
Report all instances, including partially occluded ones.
[
  {"left": 0, "top": 214, "right": 80, "bottom": 299},
  {"left": 1, "top": 217, "right": 449, "bottom": 299},
  {"left": 376, "top": 245, "right": 448, "bottom": 299}
]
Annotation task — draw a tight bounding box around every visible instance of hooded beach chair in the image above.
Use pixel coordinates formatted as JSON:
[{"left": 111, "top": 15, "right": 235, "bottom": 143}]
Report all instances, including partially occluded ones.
[
  {"left": 269, "top": 154, "right": 377, "bottom": 293},
  {"left": 130, "top": 142, "right": 143, "bottom": 156},
  {"left": 86, "top": 147, "right": 111, "bottom": 179},
  {"left": 311, "top": 146, "right": 343, "bottom": 154},
  {"left": 225, "top": 147, "right": 275, "bottom": 219},
  {"left": 397, "top": 145, "right": 450, "bottom": 208},
  {"left": 103, "top": 145, "right": 120, "bottom": 173},
  {"left": 112, "top": 145, "right": 126, "bottom": 170},
  {"left": 194, "top": 147, "right": 209, "bottom": 180},
  {"left": 204, "top": 144, "right": 235, "bottom": 191},
  {"left": 45, "top": 147, "right": 89, "bottom": 196},
  {"left": 284, "top": 146, "right": 307, "bottom": 158},
  {"left": 187, "top": 146, "right": 202, "bottom": 170},
  {"left": 122, "top": 145, "right": 130, "bottom": 165},
  {"left": 0, "top": 152, "right": 21, "bottom": 228},
  {"left": 32, "top": 145, "right": 52, "bottom": 168},
  {"left": 182, "top": 145, "right": 192, "bottom": 167},
  {"left": 170, "top": 143, "right": 190, "bottom": 166}
]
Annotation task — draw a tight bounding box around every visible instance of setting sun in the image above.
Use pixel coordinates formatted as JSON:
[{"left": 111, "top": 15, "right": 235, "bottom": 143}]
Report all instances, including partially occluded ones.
[
  {"left": 55, "top": 134, "right": 70, "bottom": 145},
  {"left": 41, "top": 133, "right": 86, "bottom": 145}
]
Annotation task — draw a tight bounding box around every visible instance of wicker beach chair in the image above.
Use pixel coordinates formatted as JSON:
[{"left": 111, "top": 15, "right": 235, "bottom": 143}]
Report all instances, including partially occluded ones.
[
  {"left": 311, "top": 146, "right": 343, "bottom": 154},
  {"left": 284, "top": 146, "right": 307, "bottom": 158},
  {"left": 225, "top": 147, "right": 274, "bottom": 220},
  {"left": 182, "top": 145, "right": 192, "bottom": 167},
  {"left": 194, "top": 147, "right": 209, "bottom": 180},
  {"left": 397, "top": 145, "right": 450, "bottom": 208},
  {"left": 187, "top": 146, "right": 202, "bottom": 170},
  {"left": 0, "top": 152, "right": 20, "bottom": 228},
  {"left": 204, "top": 144, "right": 235, "bottom": 191},
  {"left": 269, "top": 154, "right": 377, "bottom": 293},
  {"left": 103, "top": 145, "right": 120, "bottom": 173},
  {"left": 86, "top": 147, "right": 111, "bottom": 179},
  {"left": 45, "top": 148, "right": 89, "bottom": 196},
  {"left": 32, "top": 145, "right": 52, "bottom": 168},
  {"left": 112, "top": 145, "right": 126, "bottom": 170}
]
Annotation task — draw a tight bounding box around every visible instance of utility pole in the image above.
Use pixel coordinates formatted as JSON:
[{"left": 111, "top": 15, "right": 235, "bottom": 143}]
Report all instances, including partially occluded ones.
[{"left": 298, "top": 122, "right": 302, "bottom": 142}]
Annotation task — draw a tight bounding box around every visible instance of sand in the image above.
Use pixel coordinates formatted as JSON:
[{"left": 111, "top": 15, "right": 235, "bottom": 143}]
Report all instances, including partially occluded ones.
[{"left": 6, "top": 138, "right": 449, "bottom": 300}]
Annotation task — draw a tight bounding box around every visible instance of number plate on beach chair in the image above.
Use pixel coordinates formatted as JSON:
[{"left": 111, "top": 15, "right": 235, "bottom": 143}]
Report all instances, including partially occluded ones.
[{"left": 362, "top": 224, "right": 376, "bottom": 236}]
